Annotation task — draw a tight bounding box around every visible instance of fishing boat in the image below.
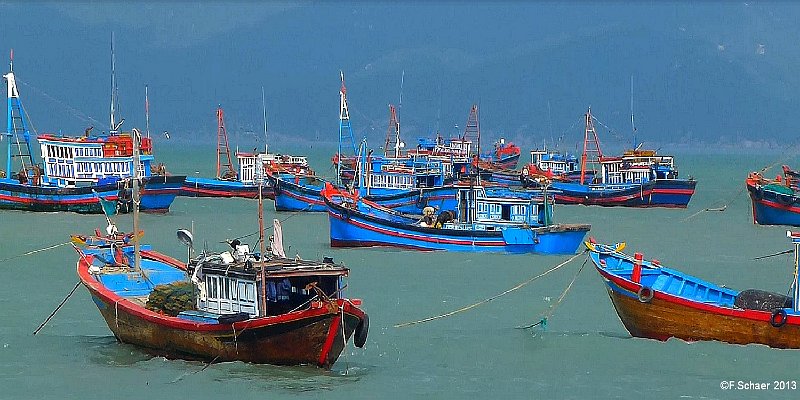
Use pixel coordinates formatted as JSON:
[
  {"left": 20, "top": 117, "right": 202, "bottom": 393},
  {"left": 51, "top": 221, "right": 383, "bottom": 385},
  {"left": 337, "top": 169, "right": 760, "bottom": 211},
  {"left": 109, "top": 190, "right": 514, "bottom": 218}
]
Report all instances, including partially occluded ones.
[
  {"left": 586, "top": 234, "right": 800, "bottom": 348},
  {"left": 181, "top": 106, "right": 262, "bottom": 199},
  {"left": 0, "top": 53, "right": 124, "bottom": 213},
  {"left": 322, "top": 182, "right": 590, "bottom": 254},
  {"left": 73, "top": 129, "right": 368, "bottom": 368},
  {"left": 543, "top": 108, "right": 696, "bottom": 207},
  {"left": 746, "top": 166, "right": 800, "bottom": 226},
  {"left": 525, "top": 148, "right": 585, "bottom": 183},
  {"left": 268, "top": 172, "right": 328, "bottom": 212}
]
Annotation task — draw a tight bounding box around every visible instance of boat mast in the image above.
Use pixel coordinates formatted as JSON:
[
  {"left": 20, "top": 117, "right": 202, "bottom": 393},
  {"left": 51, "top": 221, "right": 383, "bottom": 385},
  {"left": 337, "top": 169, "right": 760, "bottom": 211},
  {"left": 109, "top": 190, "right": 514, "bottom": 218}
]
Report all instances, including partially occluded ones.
[
  {"left": 145, "top": 85, "right": 150, "bottom": 139},
  {"left": 463, "top": 104, "right": 480, "bottom": 183},
  {"left": 132, "top": 128, "right": 142, "bottom": 272},
  {"left": 4, "top": 49, "right": 34, "bottom": 174},
  {"left": 215, "top": 105, "right": 236, "bottom": 180},
  {"left": 384, "top": 104, "right": 401, "bottom": 158},
  {"left": 109, "top": 32, "right": 119, "bottom": 134},
  {"left": 257, "top": 176, "right": 267, "bottom": 317},
  {"left": 791, "top": 231, "right": 800, "bottom": 313},
  {"left": 262, "top": 86, "right": 268, "bottom": 154},
  {"left": 337, "top": 71, "right": 356, "bottom": 186},
  {"left": 579, "top": 107, "right": 603, "bottom": 185},
  {"left": 630, "top": 76, "right": 636, "bottom": 150}
]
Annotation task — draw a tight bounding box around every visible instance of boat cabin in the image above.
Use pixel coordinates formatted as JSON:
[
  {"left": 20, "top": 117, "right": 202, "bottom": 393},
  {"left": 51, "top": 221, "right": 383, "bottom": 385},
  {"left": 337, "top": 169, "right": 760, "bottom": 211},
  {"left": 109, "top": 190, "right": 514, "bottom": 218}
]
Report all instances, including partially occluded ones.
[
  {"left": 598, "top": 150, "right": 678, "bottom": 185},
  {"left": 37, "top": 133, "right": 155, "bottom": 187},
  {"left": 236, "top": 151, "right": 311, "bottom": 185},
  {"left": 452, "top": 187, "right": 551, "bottom": 228},
  {"left": 530, "top": 149, "right": 580, "bottom": 176},
  {"left": 186, "top": 251, "right": 348, "bottom": 319}
]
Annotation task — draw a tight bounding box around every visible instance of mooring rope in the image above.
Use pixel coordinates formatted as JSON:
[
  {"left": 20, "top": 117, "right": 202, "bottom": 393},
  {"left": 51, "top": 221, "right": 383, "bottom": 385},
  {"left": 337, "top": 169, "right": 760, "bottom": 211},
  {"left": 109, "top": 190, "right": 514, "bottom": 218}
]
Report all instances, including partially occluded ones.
[
  {"left": 33, "top": 281, "right": 81, "bottom": 335},
  {"left": 516, "top": 256, "right": 588, "bottom": 330},
  {"left": 393, "top": 251, "right": 586, "bottom": 328},
  {"left": 681, "top": 153, "right": 798, "bottom": 223},
  {"left": 0, "top": 241, "right": 71, "bottom": 264}
]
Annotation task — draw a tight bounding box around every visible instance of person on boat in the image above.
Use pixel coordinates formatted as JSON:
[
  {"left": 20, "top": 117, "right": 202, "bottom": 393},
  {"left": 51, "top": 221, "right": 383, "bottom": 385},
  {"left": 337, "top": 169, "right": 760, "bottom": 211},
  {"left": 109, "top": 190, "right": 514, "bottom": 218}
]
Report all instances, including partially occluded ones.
[
  {"left": 419, "top": 206, "right": 436, "bottom": 227},
  {"left": 17, "top": 168, "right": 28, "bottom": 184},
  {"left": 31, "top": 165, "right": 42, "bottom": 186},
  {"left": 434, "top": 210, "right": 454, "bottom": 228}
]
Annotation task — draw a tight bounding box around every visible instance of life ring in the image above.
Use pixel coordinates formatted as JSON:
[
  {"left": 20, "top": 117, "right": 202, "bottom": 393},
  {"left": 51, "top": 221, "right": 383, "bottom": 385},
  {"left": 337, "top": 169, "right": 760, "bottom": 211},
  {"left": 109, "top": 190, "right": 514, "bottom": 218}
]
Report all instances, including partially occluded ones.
[
  {"left": 354, "top": 313, "right": 369, "bottom": 348},
  {"left": 770, "top": 308, "right": 788, "bottom": 328},
  {"left": 637, "top": 286, "right": 654, "bottom": 303}
]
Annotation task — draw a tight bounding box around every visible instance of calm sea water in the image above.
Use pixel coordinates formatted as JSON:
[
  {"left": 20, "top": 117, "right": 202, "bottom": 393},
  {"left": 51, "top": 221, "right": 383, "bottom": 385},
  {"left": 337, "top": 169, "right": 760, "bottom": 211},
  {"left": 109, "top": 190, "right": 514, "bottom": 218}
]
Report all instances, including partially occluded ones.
[{"left": 1, "top": 144, "right": 799, "bottom": 399}]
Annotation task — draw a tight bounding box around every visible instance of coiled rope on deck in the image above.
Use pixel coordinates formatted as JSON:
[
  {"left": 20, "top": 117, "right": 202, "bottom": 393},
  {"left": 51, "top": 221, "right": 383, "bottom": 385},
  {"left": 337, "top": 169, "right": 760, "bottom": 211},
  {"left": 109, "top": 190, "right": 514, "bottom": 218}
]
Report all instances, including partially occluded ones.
[{"left": 394, "top": 251, "right": 586, "bottom": 328}]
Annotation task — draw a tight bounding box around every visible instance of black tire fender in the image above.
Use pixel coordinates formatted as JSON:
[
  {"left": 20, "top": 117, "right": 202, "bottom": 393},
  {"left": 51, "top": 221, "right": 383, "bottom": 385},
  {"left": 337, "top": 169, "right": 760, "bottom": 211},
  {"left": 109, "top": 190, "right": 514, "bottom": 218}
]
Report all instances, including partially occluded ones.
[
  {"left": 637, "top": 286, "right": 654, "bottom": 303},
  {"left": 354, "top": 313, "right": 369, "bottom": 348},
  {"left": 771, "top": 308, "right": 788, "bottom": 328}
]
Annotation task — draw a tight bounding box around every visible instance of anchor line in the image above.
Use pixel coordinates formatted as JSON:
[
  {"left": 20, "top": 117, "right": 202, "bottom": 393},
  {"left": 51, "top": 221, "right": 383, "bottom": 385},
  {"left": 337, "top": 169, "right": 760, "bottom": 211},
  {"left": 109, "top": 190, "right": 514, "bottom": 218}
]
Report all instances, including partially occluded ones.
[
  {"left": 516, "top": 256, "right": 588, "bottom": 329},
  {"left": 394, "top": 251, "right": 586, "bottom": 328}
]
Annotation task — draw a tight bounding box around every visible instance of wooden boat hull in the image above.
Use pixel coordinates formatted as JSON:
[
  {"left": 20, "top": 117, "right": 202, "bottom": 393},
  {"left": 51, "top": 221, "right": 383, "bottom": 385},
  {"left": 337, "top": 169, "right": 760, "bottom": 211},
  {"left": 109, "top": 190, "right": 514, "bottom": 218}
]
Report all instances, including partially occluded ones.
[
  {"left": 0, "top": 178, "right": 119, "bottom": 214},
  {"left": 180, "top": 176, "right": 269, "bottom": 199},
  {"left": 78, "top": 250, "right": 365, "bottom": 368},
  {"left": 550, "top": 179, "right": 696, "bottom": 208},
  {"left": 590, "top": 245, "right": 800, "bottom": 348},
  {"left": 746, "top": 179, "right": 800, "bottom": 226}
]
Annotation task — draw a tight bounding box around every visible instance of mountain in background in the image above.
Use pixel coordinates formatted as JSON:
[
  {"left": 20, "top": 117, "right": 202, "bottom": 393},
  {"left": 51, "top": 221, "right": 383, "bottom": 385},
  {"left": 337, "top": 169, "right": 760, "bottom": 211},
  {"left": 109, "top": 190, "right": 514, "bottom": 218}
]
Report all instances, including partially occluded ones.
[{"left": 1, "top": 2, "right": 798, "bottom": 155}]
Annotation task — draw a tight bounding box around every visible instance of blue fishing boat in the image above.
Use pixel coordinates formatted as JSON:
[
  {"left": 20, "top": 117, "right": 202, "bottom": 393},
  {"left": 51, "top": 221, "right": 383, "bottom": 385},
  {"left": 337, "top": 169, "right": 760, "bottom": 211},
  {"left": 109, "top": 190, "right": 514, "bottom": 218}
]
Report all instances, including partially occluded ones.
[
  {"left": 746, "top": 166, "right": 800, "bottom": 226},
  {"left": 525, "top": 148, "right": 586, "bottom": 183},
  {"left": 543, "top": 108, "right": 696, "bottom": 207},
  {"left": 268, "top": 172, "right": 328, "bottom": 212},
  {"left": 1, "top": 53, "right": 124, "bottom": 213},
  {"left": 323, "top": 182, "right": 590, "bottom": 254},
  {"left": 586, "top": 233, "right": 800, "bottom": 348},
  {"left": 181, "top": 106, "right": 261, "bottom": 199}
]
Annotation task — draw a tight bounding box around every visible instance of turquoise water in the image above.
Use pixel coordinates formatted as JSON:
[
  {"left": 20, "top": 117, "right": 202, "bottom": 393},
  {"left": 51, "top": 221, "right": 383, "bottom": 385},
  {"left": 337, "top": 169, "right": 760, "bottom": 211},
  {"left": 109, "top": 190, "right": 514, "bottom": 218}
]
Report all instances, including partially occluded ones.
[{"left": 1, "top": 145, "right": 799, "bottom": 399}]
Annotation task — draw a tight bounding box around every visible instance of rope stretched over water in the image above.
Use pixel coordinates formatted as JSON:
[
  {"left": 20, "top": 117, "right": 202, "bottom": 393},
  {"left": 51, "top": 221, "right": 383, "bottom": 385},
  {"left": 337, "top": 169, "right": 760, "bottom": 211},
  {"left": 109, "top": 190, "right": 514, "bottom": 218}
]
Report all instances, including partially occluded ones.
[
  {"left": 516, "top": 256, "right": 588, "bottom": 330},
  {"left": 33, "top": 281, "right": 81, "bottom": 335},
  {"left": 393, "top": 251, "right": 586, "bottom": 328},
  {"left": 682, "top": 146, "right": 800, "bottom": 223},
  {"left": 0, "top": 242, "right": 71, "bottom": 264}
]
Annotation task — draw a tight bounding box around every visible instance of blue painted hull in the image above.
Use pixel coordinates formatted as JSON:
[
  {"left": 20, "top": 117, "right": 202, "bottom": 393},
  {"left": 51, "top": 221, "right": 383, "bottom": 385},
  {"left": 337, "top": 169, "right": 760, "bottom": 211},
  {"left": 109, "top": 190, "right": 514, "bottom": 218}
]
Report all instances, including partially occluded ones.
[
  {"left": 270, "top": 174, "right": 328, "bottom": 212},
  {"left": 324, "top": 193, "right": 589, "bottom": 254},
  {"left": 180, "top": 176, "right": 267, "bottom": 199},
  {"left": 139, "top": 175, "right": 186, "bottom": 213},
  {"left": 0, "top": 178, "right": 120, "bottom": 214},
  {"left": 550, "top": 179, "right": 696, "bottom": 207},
  {"left": 746, "top": 181, "right": 800, "bottom": 226}
]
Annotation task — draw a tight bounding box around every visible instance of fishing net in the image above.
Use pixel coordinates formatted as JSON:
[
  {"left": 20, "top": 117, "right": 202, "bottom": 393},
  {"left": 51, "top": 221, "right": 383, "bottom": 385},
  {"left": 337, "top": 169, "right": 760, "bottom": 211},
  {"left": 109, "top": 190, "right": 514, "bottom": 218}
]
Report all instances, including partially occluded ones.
[{"left": 145, "top": 282, "right": 196, "bottom": 316}]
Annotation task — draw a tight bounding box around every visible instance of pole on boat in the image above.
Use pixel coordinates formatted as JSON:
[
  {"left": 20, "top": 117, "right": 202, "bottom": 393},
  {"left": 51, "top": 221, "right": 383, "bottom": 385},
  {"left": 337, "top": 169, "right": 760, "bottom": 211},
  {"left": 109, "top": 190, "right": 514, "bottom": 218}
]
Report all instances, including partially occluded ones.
[
  {"left": 790, "top": 231, "right": 800, "bottom": 313},
  {"left": 262, "top": 86, "right": 268, "bottom": 154},
  {"left": 132, "top": 128, "right": 142, "bottom": 273},
  {"left": 258, "top": 173, "right": 267, "bottom": 317}
]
